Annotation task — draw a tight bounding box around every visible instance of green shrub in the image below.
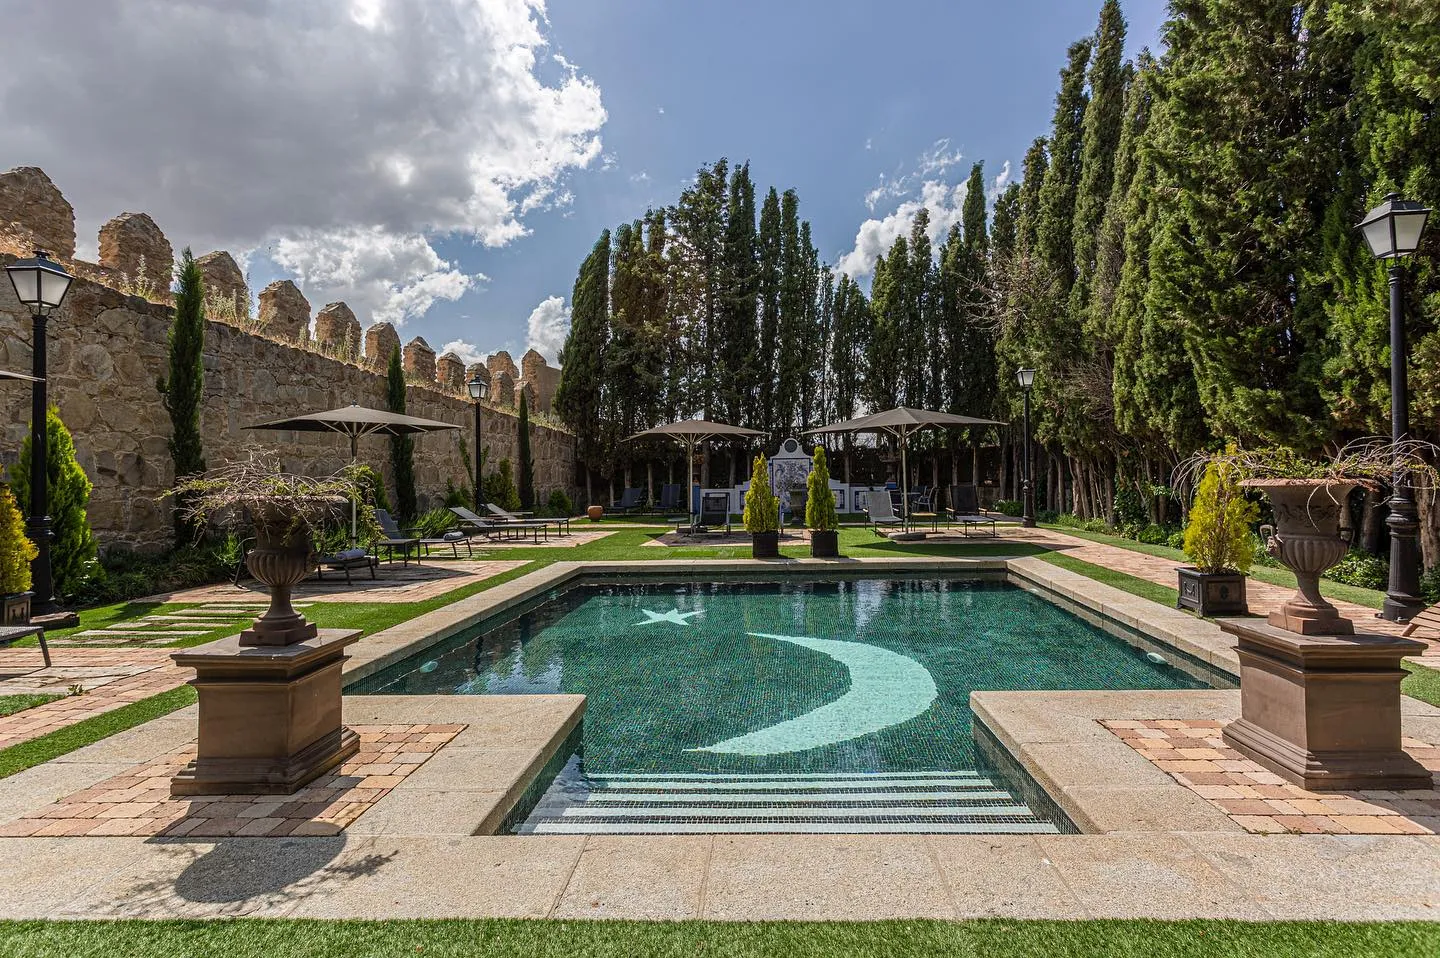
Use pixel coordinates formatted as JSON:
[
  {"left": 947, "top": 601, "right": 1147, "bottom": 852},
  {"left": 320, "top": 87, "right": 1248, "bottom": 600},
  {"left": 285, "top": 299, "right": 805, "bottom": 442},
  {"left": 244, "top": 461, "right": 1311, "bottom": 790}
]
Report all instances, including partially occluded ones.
[
  {"left": 1182, "top": 460, "right": 1258, "bottom": 575},
  {"left": 1036, "top": 509, "right": 1059, "bottom": 524},
  {"left": 443, "top": 479, "right": 472, "bottom": 509},
  {"left": 547, "top": 489, "right": 575, "bottom": 518},
  {"left": 9, "top": 406, "right": 97, "bottom": 601},
  {"left": 352, "top": 464, "right": 391, "bottom": 513},
  {"left": 1112, "top": 485, "right": 1147, "bottom": 529},
  {"left": 413, "top": 508, "right": 456, "bottom": 539},
  {"left": 1135, "top": 524, "right": 1171, "bottom": 545},
  {"left": 994, "top": 499, "right": 1023, "bottom": 517},
  {"left": 805, "top": 447, "right": 838, "bottom": 532},
  {"left": 1327, "top": 550, "right": 1389, "bottom": 591},
  {"left": 1166, "top": 531, "right": 1186, "bottom": 550},
  {"left": 483, "top": 459, "right": 521, "bottom": 512},
  {"left": 72, "top": 540, "right": 235, "bottom": 608},
  {"left": 743, "top": 455, "right": 779, "bottom": 534},
  {"left": 1421, "top": 565, "right": 1440, "bottom": 605},
  {"left": 0, "top": 483, "right": 36, "bottom": 595}
]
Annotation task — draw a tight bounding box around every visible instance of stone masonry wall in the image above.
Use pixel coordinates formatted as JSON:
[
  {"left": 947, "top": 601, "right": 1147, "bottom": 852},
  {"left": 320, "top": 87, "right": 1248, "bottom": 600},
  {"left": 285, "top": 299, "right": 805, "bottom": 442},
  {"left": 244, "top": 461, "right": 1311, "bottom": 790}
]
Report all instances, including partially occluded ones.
[{"left": 0, "top": 256, "right": 577, "bottom": 552}]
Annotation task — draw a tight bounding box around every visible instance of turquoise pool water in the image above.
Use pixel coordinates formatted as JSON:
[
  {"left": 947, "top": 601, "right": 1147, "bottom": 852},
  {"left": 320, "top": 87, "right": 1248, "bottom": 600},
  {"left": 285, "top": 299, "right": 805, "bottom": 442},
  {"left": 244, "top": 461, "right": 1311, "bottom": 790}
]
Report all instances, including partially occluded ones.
[{"left": 355, "top": 577, "right": 1208, "bottom": 777}]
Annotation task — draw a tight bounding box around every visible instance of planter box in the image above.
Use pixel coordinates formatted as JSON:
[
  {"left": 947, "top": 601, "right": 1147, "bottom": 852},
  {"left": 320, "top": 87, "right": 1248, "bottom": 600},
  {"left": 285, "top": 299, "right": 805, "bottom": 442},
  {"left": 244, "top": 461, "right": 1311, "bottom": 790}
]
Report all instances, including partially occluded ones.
[
  {"left": 1, "top": 591, "right": 32, "bottom": 626},
  {"left": 1176, "top": 567, "right": 1247, "bottom": 617},
  {"left": 810, "top": 530, "right": 840, "bottom": 558},
  {"left": 751, "top": 531, "right": 780, "bottom": 559}
]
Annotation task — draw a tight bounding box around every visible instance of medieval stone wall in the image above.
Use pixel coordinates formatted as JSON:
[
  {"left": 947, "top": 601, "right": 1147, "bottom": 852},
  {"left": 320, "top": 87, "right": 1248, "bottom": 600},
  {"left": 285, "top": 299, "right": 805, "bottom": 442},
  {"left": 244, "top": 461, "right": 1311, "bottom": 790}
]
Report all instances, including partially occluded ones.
[{"left": 0, "top": 258, "right": 577, "bottom": 552}]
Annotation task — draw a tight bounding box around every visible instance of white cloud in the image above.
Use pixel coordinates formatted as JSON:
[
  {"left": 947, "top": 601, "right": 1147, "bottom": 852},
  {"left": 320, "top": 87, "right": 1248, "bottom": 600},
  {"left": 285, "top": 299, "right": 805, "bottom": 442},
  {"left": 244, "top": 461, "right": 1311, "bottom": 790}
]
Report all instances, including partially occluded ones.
[
  {"left": 630, "top": 171, "right": 651, "bottom": 184},
  {"left": 1, "top": 0, "right": 606, "bottom": 325},
  {"left": 526, "top": 295, "right": 571, "bottom": 363},
  {"left": 440, "top": 339, "right": 488, "bottom": 367},
  {"left": 990, "top": 160, "right": 1013, "bottom": 199},
  {"left": 271, "top": 227, "right": 480, "bottom": 325},
  {"left": 862, "top": 139, "right": 966, "bottom": 214},
  {"left": 837, "top": 180, "right": 969, "bottom": 280}
]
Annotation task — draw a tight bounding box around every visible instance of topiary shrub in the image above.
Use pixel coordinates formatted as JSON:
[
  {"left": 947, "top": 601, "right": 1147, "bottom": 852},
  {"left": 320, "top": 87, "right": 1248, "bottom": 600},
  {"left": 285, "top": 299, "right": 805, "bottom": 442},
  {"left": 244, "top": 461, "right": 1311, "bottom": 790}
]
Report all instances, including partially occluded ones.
[
  {"left": 9, "top": 406, "right": 97, "bottom": 601},
  {"left": 1182, "top": 460, "right": 1257, "bottom": 575},
  {"left": 0, "top": 483, "right": 36, "bottom": 596},
  {"left": 743, "top": 454, "right": 779, "bottom": 534},
  {"left": 806, "top": 447, "right": 838, "bottom": 531}
]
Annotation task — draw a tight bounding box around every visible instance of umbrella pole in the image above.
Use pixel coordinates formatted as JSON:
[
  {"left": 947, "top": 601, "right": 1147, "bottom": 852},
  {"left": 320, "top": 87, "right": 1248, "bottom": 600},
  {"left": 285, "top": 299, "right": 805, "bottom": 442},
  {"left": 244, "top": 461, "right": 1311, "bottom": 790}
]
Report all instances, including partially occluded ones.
[
  {"left": 350, "top": 434, "right": 359, "bottom": 545},
  {"left": 900, "top": 427, "right": 909, "bottom": 532}
]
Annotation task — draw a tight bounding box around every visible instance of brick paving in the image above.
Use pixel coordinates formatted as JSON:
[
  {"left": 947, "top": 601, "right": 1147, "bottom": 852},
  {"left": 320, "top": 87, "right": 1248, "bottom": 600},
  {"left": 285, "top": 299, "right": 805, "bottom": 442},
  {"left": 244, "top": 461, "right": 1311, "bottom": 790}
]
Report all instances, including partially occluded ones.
[
  {"left": 0, "top": 723, "right": 465, "bottom": 838},
  {"left": 1013, "top": 527, "right": 1440, "bottom": 658},
  {"left": 1104, "top": 718, "right": 1440, "bottom": 835},
  {"left": 0, "top": 648, "right": 189, "bottom": 749}
]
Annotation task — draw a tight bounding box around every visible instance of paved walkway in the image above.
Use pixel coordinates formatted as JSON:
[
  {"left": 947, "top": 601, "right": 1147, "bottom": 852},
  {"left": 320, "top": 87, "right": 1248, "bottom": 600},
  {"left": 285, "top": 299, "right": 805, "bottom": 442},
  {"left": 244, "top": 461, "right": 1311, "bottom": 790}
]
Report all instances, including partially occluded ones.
[
  {"left": 1010, "top": 526, "right": 1440, "bottom": 657},
  {"left": 0, "top": 648, "right": 188, "bottom": 749},
  {"left": 157, "top": 559, "right": 527, "bottom": 605}
]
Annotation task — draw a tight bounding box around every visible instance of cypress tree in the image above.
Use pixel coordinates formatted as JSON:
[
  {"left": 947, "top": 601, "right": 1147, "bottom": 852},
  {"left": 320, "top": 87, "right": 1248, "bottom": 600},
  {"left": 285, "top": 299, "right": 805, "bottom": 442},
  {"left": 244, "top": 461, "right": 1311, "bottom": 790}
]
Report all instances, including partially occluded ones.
[
  {"left": 160, "top": 247, "right": 207, "bottom": 542},
  {"left": 719, "top": 162, "right": 759, "bottom": 426},
  {"left": 517, "top": 391, "right": 536, "bottom": 509},
  {"left": 385, "top": 347, "right": 417, "bottom": 520},
  {"left": 1147, "top": 0, "right": 1342, "bottom": 446},
  {"left": 1069, "top": 0, "right": 1129, "bottom": 321},
  {"left": 755, "top": 188, "right": 783, "bottom": 434},
  {"left": 1035, "top": 39, "right": 1093, "bottom": 298},
  {"left": 776, "top": 188, "right": 807, "bottom": 433},
  {"left": 865, "top": 235, "right": 908, "bottom": 412},
  {"left": 555, "top": 230, "right": 612, "bottom": 502},
  {"left": 10, "top": 407, "right": 97, "bottom": 602}
]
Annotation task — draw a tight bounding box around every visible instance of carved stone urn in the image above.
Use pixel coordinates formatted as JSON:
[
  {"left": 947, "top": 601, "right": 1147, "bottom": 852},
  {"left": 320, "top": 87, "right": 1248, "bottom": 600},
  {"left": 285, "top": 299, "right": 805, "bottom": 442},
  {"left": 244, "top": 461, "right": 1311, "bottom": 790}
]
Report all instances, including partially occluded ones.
[
  {"left": 241, "top": 500, "right": 322, "bottom": 646},
  {"left": 1242, "top": 479, "right": 1356, "bottom": 635}
]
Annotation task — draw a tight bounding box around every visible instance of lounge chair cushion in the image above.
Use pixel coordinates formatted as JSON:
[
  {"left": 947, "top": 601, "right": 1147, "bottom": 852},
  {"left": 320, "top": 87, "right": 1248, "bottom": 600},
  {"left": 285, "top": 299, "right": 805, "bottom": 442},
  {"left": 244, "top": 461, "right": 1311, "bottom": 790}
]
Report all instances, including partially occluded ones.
[
  {"left": 334, "top": 547, "right": 368, "bottom": 562},
  {"left": 442, "top": 530, "right": 467, "bottom": 541}
]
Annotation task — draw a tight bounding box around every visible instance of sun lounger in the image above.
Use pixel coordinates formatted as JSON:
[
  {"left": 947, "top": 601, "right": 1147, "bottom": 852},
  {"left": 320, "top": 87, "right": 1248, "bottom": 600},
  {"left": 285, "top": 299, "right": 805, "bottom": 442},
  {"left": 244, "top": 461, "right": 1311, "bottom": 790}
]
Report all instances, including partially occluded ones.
[
  {"left": 486, "top": 502, "right": 569, "bottom": 535},
  {"left": 449, "top": 506, "right": 548, "bottom": 543},
  {"left": 316, "top": 547, "right": 379, "bottom": 583},
  {"left": 373, "top": 509, "right": 422, "bottom": 565},
  {"left": 947, "top": 484, "right": 997, "bottom": 537},
  {"left": 614, "top": 487, "right": 644, "bottom": 514},
  {"left": 0, "top": 623, "right": 50, "bottom": 668},
  {"left": 866, "top": 492, "right": 904, "bottom": 535}
]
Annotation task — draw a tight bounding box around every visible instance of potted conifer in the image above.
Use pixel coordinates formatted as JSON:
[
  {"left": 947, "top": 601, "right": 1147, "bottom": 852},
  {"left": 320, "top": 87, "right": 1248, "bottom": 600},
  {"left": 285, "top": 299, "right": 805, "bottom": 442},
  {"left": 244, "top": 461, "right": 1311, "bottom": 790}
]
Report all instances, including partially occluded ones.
[
  {"left": 807, "top": 446, "right": 841, "bottom": 558},
  {"left": 0, "top": 483, "right": 37, "bottom": 625},
  {"left": 744, "top": 453, "right": 781, "bottom": 559},
  {"left": 1176, "top": 459, "right": 1256, "bottom": 616}
]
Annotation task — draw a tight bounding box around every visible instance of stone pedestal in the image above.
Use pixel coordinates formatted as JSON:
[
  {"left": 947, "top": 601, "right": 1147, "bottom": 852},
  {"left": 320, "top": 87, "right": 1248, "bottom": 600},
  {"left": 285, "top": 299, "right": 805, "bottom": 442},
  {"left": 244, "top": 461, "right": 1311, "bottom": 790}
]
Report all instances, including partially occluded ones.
[
  {"left": 170, "top": 629, "right": 361, "bottom": 796},
  {"left": 1218, "top": 618, "right": 1432, "bottom": 791}
]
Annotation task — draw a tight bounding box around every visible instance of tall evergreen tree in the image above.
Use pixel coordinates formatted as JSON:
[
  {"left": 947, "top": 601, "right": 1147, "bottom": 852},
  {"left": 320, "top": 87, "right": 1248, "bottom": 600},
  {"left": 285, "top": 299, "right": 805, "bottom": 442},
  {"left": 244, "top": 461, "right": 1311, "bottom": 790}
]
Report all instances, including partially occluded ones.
[
  {"left": 385, "top": 347, "right": 417, "bottom": 520},
  {"left": 555, "top": 230, "right": 612, "bottom": 502},
  {"left": 1069, "top": 0, "right": 1129, "bottom": 321},
  {"left": 10, "top": 407, "right": 96, "bottom": 601},
  {"left": 755, "top": 187, "right": 783, "bottom": 434},
  {"left": 718, "top": 162, "right": 759, "bottom": 426},
  {"left": 1035, "top": 39, "right": 1093, "bottom": 298},
  {"left": 160, "top": 247, "right": 207, "bottom": 542},
  {"left": 517, "top": 391, "right": 536, "bottom": 509}
]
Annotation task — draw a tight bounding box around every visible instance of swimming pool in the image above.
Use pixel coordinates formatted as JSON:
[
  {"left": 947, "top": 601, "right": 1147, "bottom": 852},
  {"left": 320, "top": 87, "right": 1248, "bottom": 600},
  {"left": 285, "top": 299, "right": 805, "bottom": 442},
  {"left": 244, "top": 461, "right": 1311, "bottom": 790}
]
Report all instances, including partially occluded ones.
[{"left": 354, "top": 576, "right": 1211, "bottom": 833}]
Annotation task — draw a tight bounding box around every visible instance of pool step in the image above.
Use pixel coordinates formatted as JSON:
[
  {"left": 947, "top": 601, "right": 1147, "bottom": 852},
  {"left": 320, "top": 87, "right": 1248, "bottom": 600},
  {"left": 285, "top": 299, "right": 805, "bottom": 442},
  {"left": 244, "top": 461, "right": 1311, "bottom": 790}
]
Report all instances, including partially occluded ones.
[{"left": 517, "top": 770, "right": 1060, "bottom": 835}]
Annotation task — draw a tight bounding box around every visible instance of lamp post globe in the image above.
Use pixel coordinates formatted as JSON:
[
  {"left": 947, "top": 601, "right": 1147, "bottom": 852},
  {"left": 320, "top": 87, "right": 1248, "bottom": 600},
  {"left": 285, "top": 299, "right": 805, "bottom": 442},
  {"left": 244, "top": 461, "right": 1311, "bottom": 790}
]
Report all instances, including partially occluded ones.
[
  {"left": 1016, "top": 368, "right": 1037, "bottom": 528},
  {"left": 467, "top": 373, "right": 489, "bottom": 511},
  {"left": 5, "top": 251, "right": 74, "bottom": 622},
  {"left": 1358, "top": 194, "right": 1432, "bottom": 622}
]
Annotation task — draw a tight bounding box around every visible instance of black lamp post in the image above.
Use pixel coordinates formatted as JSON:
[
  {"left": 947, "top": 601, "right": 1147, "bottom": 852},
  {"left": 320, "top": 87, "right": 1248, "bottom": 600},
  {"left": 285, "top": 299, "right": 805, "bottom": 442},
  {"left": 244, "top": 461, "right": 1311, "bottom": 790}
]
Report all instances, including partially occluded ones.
[
  {"left": 5, "top": 251, "right": 74, "bottom": 620},
  {"left": 1016, "top": 367, "right": 1036, "bottom": 528},
  {"left": 467, "top": 372, "right": 490, "bottom": 512},
  {"left": 1358, "top": 192, "right": 1432, "bottom": 622}
]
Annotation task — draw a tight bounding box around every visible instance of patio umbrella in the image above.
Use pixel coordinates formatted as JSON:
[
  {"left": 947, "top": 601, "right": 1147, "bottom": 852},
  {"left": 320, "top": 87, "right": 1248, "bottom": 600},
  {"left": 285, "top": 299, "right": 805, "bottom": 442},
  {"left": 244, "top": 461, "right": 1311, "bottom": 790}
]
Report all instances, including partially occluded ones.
[
  {"left": 0, "top": 369, "right": 39, "bottom": 382},
  {"left": 808, "top": 407, "right": 1006, "bottom": 531},
  {"left": 625, "top": 419, "right": 765, "bottom": 526},
  {"left": 246, "top": 404, "right": 461, "bottom": 539}
]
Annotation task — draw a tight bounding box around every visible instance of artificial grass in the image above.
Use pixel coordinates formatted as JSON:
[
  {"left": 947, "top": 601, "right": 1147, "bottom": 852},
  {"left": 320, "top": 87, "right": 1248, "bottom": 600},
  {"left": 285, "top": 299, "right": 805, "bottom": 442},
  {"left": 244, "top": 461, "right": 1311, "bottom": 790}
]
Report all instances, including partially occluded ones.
[
  {"left": 1402, "top": 661, "right": 1440, "bottom": 708},
  {"left": 0, "top": 918, "right": 1433, "bottom": 958},
  {"left": 0, "top": 684, "right": 197, "bottom": 780},
  {"left": 36, "top": 601, "right": 253, "bottom": 650},
  {"left": 1040, "top": 524, "right": 1389, "bottom": 610},
  {"left": 0, "top": 694, "right": 61, "bottom": 717}
]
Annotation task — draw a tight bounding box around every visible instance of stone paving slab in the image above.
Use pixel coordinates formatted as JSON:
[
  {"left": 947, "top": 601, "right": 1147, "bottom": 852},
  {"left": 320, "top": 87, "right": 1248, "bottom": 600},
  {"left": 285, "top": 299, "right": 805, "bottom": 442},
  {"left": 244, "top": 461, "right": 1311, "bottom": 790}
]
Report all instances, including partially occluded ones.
[
  {"left": 0, "top": 651, "right": 188, "bottom": 749},
  {"left": 0, "top": 724, "right": 464, "bottom": 838},
  {"left": 1105, "top": 719, "right": 1440, "bottom": 834},
  {"left": 153, "top": 560, "right": 527, "bottom": 605}
]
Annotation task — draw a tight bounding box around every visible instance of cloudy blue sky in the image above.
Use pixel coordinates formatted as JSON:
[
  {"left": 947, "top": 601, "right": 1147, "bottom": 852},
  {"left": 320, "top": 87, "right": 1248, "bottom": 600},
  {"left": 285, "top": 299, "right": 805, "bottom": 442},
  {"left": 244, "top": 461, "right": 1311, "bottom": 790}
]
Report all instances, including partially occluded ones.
[{"left": 2, "top": 0, "right": 1166, "bottom": 368}]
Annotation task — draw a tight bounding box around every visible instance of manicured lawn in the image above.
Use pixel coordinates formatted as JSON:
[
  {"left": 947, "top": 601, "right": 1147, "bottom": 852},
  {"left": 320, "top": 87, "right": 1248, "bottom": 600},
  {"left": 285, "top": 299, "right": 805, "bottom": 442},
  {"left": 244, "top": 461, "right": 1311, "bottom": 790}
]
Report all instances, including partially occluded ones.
[
  {"left": 1038, "top": 552, "right": 1180, "bottom": 607},
  {"left": 0, "top": 694, "right": 61, "bottom": 717},
  {"left": 0, "top": 685, "right": 197, "bottom": 780},
  {"left": 1041, "top": 525, "right": 1389, "bottom": 610},
  {"left": 0, "top": 918, "right": 1434, "bottom": 957},
  {"left": 1403, "top": 661, "right": 1440, "bottom": 708}
]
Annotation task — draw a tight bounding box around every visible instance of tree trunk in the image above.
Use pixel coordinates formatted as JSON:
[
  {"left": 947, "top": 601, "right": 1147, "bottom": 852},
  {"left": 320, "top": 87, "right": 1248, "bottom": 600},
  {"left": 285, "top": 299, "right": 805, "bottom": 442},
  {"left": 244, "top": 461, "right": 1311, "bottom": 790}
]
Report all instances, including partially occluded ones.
[
  {"left": 999, "top": 440, "right": 1009, "bottom": 502},
  {"left": 1417, "top": 475, "right": 1439, "bottom": 571},
  {"left": 1359, "top": 487, "right": 1384, "bottom": 554},
  {"left": 585, "top": 469, "right": 593, "bottom": 507},
  {"left": 646, "top": 461, "right": 655, "bottom": 503}
]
